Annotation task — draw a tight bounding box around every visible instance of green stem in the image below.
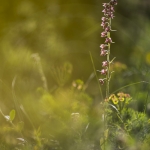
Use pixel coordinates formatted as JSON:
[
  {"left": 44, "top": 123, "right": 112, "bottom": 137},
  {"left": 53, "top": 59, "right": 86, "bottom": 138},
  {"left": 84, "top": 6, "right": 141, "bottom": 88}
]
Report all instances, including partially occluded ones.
[
  {"left": 106, "top": 18, "right": 111, "bottom": 99},
  {"left": 103, "top": 18, "right": 112, "bottom": 150},
  {"left": 106, "top": 43, "right": 110, "bottom": 98},
  {"left": 111, "top": 81, "right": 149, "bottom": 94},
  {"left": 89, "top": 51, "right": 103, "bottom": 100}
]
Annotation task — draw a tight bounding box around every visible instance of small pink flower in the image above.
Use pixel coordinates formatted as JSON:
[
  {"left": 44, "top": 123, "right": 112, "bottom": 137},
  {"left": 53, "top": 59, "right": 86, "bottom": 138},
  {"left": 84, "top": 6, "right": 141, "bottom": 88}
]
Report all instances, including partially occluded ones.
[
  {"left": 100, "top": 50, "right": 107, "bottom": 56},
  {"left": 110, "top": 0, "right": 117, "bottom": 5},
  {"left": 99, "top": 79, "right": 105, "bottom": 85},
  {"left": 105, "top": 26, "right": 110, "bottom": 32},
  {"left": 108, "top": 12, "right": 115, "bottom": 19},
  {"left": 100, "top": 69, "right": 107, "bottom": 75},
  {"left": 101, "top": 17, "right": 108, "bottom": 22},
  {"left": 101, "top": 22, "right": 107, "bottom": 29},
  {"left": 102, "top": 3, "right": 109, "bottom": 8},
  {"left": 100, "top": 44, "right": 107, "bottom": 49},
  {"left": 102, "top": 61, "right": 108, "bottom": 67},
  {"left": 102, "top": 9, "right": 107, "bottom": 14},
  {"left": 110, "top": 6, "right": 115, "bottom": 12},
  {"left": 105, "top": 37, "right": 113, "bottom": 44},
  {"left": 101, "top": 31, "right": 107, "bottom": 37}
]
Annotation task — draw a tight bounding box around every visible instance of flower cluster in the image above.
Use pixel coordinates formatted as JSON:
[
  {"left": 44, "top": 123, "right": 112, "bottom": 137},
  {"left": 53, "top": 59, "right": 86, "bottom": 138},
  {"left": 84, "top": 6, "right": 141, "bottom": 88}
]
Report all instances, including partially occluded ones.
[
  {"left": 106, "top": 92, "right": 132, "bottom": 105},
  {"left": 99, "top": 0, "right": 117, "bottom": 85}
]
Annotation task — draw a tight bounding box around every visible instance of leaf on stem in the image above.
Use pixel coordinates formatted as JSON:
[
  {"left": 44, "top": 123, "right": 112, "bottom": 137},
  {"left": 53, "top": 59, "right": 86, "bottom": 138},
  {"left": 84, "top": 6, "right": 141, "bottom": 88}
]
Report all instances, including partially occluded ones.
[{"left": 9, "top": 109, "right": 16, "bottom": 122}]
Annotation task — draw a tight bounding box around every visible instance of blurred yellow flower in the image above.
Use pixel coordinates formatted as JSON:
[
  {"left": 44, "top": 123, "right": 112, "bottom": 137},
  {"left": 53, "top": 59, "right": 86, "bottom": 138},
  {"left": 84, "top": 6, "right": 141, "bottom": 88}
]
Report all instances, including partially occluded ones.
[{"left": 112, "top": 97, "right": 118, "bottom": 104}]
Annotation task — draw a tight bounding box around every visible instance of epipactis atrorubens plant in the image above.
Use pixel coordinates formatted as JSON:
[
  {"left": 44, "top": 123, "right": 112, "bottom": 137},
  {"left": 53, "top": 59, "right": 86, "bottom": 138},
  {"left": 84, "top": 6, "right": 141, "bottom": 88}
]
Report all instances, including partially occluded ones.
[
  {"left": 99, "top": 0, "right": 117, "bottom": 99},
  {"left": 99, "top": 0, "right": 117, "bottom": 149}
]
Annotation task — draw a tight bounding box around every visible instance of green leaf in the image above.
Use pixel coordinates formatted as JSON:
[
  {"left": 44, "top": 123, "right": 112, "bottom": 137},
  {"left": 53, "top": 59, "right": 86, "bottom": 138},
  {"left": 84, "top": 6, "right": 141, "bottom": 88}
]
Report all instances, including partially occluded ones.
[
  {"left": 9, "top": 109, "right": 15, "bottom": 121},
  {"left": 104, "top": 129, "right": 109, "bottom": 140}
]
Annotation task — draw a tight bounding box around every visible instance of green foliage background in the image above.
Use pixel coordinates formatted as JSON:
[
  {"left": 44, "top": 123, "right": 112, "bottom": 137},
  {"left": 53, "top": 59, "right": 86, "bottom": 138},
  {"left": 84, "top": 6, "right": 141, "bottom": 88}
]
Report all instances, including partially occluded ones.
[{"left": 0, "top": 0, "right": 150, "bottom": 149}]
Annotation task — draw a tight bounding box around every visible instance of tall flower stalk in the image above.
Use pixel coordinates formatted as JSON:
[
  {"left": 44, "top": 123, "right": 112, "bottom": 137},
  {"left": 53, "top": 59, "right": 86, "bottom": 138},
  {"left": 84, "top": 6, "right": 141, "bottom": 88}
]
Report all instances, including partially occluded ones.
[
  {"left": 99, "top": 0, "right": 117, "bottom": 98},
  {"left": 99, "top": 0, "right": 117, "bottom": 149}
]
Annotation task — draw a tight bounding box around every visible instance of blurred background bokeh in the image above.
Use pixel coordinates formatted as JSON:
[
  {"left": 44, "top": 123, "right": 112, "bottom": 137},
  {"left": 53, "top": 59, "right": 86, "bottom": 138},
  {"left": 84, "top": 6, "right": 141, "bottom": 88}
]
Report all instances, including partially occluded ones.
[{"left": 0, "top": 0, "right": 150, "bottom": 149}]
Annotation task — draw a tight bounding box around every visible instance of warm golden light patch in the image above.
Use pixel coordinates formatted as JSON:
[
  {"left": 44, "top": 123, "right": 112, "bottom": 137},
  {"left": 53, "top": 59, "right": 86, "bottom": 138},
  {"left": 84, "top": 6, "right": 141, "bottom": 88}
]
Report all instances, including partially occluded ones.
[{"left": 145, "top": 52, "right": 150, "bottom": 65}]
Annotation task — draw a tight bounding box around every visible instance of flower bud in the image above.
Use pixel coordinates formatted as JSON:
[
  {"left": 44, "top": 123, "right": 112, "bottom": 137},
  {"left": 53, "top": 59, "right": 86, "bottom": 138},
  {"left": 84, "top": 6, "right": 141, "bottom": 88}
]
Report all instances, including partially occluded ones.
[
  {"left": 100, "top": 44, "right": 107, "bottom": 49},
  {"left": 100, "top": 69, "right": 107, "bottom": 75},
  {"left": 99, "top": 79, "right": 105, "bottom": 85},
  {"left": 102, "top": 61, "right": 109, "bottom": 67},
  {"left": 100, "top": 50, "right": 108, "bottom": 56},
  {"left": 101, "top": 31, "right": 107, "bottom": 37},
  {"left": 105, "top": 37, "right": 113, "bottom": 44}
]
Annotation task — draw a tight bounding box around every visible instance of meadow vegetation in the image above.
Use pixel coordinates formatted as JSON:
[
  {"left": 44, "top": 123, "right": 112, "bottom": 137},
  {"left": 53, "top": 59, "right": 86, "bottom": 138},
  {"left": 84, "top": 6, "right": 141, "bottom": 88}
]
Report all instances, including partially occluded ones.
[{"left": 0, "top": 0, "right": 150, "bottom": 149}]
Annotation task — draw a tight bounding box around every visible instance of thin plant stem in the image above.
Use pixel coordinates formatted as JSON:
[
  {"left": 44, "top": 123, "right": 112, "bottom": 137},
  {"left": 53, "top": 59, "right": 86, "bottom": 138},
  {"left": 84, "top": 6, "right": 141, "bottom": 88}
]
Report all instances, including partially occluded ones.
[
  {"left": 111, "top": 81, "right": 150, "bottom": 94},
  {"left": 106, "top": 19, "right": 111, "bottom": 99},
  {"left": 104, "top": 18, "right": 111, "bottom": 150},
  {"left": 89, "top": 51, "right": 103, "bottom": 100}
]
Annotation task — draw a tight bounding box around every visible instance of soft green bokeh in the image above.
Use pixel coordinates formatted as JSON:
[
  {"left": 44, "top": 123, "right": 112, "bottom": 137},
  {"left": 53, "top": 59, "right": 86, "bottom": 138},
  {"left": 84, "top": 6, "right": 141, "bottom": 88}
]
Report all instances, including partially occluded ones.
[{"left": 0, "top": 0, "right": 150, "bottom": 149}]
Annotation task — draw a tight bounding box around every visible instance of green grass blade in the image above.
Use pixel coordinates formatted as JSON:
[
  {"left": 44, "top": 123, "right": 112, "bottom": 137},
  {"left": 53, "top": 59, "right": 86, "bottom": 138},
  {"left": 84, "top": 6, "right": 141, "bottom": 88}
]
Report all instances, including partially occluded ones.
[{"left": 89, "top": 51, "right": 103, "bottom": 100}]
